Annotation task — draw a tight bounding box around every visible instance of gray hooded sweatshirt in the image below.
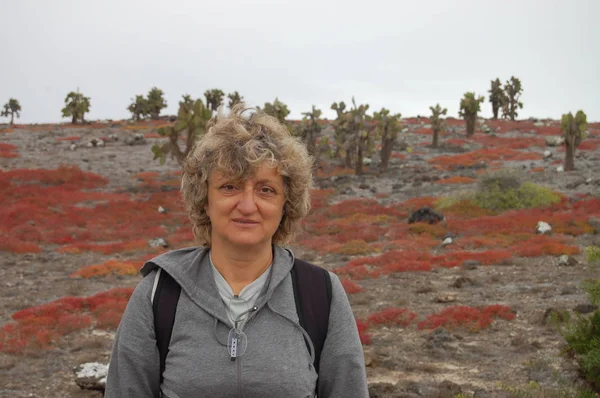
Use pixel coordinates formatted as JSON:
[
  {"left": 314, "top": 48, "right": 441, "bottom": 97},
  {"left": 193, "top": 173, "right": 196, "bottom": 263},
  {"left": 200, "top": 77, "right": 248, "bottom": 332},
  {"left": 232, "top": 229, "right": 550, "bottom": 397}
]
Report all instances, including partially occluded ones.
[{"left": 105, "top": 245, "right": 369, "bottom": 398}]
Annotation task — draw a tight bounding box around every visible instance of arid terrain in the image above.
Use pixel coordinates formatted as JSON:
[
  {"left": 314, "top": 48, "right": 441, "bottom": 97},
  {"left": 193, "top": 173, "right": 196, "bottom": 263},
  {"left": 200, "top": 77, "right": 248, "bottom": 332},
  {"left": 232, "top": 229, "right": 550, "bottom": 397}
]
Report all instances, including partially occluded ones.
[{"left": 1, "top": 117, "right": 599, "bottom": 397}]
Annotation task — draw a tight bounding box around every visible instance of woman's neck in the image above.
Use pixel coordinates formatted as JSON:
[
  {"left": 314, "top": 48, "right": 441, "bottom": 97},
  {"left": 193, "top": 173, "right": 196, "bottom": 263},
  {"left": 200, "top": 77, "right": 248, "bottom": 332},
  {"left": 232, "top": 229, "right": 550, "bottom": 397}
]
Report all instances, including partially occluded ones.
[{"left": 209, "top": 241, "right": 273, "bottom": 295}]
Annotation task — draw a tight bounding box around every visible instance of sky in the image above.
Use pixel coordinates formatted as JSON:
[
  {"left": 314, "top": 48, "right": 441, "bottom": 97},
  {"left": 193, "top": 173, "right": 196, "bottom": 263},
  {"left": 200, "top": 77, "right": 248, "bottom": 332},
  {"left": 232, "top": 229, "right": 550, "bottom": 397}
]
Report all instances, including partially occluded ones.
[{"left": 2, "top": 0, "right": 599, "bottom": 124}]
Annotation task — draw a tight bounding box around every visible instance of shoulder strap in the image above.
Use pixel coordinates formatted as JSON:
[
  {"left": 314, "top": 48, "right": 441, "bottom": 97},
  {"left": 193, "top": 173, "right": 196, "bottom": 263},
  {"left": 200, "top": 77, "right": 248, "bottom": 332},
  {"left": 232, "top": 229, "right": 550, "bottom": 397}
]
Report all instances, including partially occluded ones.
[
  {"left": 291, "top": 258, "right": 332, "bottom": 374},
  {"left": 152, "top": 268, "right": 181, "bottom": 385}
]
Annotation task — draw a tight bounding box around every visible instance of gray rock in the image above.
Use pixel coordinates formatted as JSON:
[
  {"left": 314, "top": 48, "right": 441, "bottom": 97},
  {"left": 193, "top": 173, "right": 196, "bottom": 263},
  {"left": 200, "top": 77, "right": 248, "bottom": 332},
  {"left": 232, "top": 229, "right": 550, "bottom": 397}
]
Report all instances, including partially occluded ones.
[
  {"left": 73, "top": 362, "right": 107, "bottom": 391},
  {"left": 558, "top": 255, "right": 578, "bottom": 267},
  {"left": 545, "top": 136, "right": 564, "bottom": 147},
  {"left": 149, "top": 238, "right": 168, "bottom": 248}
]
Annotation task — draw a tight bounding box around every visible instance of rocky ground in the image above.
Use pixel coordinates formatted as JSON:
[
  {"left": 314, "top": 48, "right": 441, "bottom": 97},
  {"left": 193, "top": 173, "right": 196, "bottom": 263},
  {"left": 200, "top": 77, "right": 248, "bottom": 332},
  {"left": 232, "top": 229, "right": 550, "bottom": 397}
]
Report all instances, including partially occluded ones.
[{"left": 0, "top": 118, "right": 599, "bottom": 397}]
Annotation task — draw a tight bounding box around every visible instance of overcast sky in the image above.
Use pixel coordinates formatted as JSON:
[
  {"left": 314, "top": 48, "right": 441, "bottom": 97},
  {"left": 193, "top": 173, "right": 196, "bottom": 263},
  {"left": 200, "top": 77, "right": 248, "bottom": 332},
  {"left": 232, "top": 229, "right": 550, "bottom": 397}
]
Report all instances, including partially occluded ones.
[{"left": 2, "top": 0, "right": 599, "bottom": 124}]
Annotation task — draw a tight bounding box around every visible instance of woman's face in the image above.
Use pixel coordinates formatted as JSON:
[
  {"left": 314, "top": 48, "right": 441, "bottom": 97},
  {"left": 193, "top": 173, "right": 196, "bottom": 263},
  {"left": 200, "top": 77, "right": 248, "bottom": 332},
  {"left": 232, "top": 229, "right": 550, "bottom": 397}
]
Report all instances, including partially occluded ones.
[{"left": 205, "top": 164, "right": 286, "bottom": 250}]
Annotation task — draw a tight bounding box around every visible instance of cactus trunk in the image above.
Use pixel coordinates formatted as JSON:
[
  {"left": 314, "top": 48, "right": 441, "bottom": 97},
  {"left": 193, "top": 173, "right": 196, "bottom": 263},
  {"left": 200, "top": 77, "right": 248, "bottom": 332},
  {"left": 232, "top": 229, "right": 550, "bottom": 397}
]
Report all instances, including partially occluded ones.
[
  {"left": 380, "top": 137, "right": 392, "bottom": 172},
  {"left": 564, "top": 137, "right": 576, "bottom": 171},
  {"left": 466, "top": 118, "right": 475, "bottom": 137},
  {"left": 432, "top": 129, "right": 439, "bottom": 148}
]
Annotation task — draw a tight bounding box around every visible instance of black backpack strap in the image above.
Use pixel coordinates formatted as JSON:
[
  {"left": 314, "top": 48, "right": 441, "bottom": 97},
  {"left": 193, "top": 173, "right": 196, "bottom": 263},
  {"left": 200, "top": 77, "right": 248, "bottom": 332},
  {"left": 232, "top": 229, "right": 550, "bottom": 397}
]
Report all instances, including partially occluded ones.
[
  {"left": 291, "top": 258, "right": 332, "bottom": 374},
  {"left": 152, "top": 268, "right": 181, "bottom": 385}
]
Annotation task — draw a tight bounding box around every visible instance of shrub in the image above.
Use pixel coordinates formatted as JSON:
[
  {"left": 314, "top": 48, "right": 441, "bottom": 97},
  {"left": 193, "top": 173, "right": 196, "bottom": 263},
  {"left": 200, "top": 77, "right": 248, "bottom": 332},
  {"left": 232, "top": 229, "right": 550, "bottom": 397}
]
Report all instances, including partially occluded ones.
[
  {"left": 557, "top": 279, "right": 600, "bottom": 391},
  {"left": 474, "top": 170, "right": 561, "bottom": 212},
  {"left": 586, "top": 246, "right": 600, "bottom": 265}
]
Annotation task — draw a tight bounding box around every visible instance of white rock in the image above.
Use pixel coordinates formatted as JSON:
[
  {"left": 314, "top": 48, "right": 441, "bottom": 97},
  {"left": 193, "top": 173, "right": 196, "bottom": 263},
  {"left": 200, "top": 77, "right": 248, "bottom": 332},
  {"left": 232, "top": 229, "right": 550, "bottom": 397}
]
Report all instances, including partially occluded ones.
[
  {"left": 586, "top": 178, "right": 592, "bottom": 184},
  {"left": 97, "top": 139, "right": 104, "bottom": 147},
  {"left": 363, "top": 157, "right": 372, "bottom": 165},
  {"left": 536, "top": 221, "right": 552, "bottom": 235},
  {"left": 73, "top": 362, "right": 108, "bottom": 391},
  {"left": 75, "top": 362, "right": 108, "bottom": 379},
  {"left": 545, "top": 136, "right": 565, "bottom": 147},
  {"left": 86, "top": 142, "right": 93, "bottom": 148},
  {"left": 158, "top": 206, "right": 167, "bottom": 214},
  {"left": 543, "top": 150, "right": 552, "bottom": 158},
  {"left": 442, "top": 237, "right": 453, "bottom": 246},
  {"left": 556, "top": 166, "right": 564, "bottom": 172},
  {"left": 149, "top": 238, "right": 168, "bottom": 248},
  {"left": 69, "top": 144, "right": 77, "bottom": 151}
]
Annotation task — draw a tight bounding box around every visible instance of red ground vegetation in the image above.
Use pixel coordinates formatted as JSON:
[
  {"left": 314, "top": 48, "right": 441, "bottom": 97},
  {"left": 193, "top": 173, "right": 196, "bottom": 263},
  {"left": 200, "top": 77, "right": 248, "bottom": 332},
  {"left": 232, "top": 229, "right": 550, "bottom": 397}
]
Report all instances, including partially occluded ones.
[
  {"left": 435, "top": 176, "right": 476, "bottom": 184},
  {"left": 429, "top": 148, "right": 543, "bottom": 170},
  {"left": 1, "top": 166, "right": 190, "bottom": 255},
  {"left": 417, "top": 304, "right": 515, "bottom": 331},
  {"left": 0, "top": 288, "right": 134, "bottom": 354},
  {"left": 368, "top": 307, "right": 417, "bottom": 327}
]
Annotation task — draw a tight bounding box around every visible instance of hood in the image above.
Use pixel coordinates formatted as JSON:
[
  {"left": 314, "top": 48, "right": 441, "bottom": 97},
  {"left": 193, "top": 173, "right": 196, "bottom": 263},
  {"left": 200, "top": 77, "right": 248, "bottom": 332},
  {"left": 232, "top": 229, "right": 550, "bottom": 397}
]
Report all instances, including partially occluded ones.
[{"left": 139, "top": 245, "right": 296, "bottom": 325}]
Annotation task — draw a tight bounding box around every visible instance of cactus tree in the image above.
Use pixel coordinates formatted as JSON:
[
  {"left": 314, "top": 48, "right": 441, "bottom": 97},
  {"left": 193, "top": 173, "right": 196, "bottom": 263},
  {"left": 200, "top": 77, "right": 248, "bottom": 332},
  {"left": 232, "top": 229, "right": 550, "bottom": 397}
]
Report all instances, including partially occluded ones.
[
  {"left": 262, "top": 98, "right": 290, "bottom": 124},
  {"left": 459, "top": 92, "right": 485, "bottom": 137},
  {"left": 146, "top": 87, "right": 167, "bottom": 119},
  {"left": 204, "top": 89, "right": 225, "bottom": 113},
  {"left": 488, "top": 78, "right": 505, "bottom": 120},
  {"left": 227, "top": 91, "right": 244, "bottom": 109},
  {"left": 1, "top": 98, "right": 22, "bottom": 125},
  {"left": 330, "top": 101, "right": 351, "bottom": 165},
  {"left": 430, "top": 104, "right": 448, "bottom": 148},
  {"left": 561, "top": 110, "right": 587, "bottom": 171},
  {"left": 152, "top": 98, "right": 212, "bottom": 166},
  {"left": 62, "top": 90, "right": 90, "bottom": 124},
  {"left": 127, "top": 95, "right": 148, "bottom": 121},
  {"left": 348, "top": 98, "right": 371, "bottom": 175},
  {"left": 501, "top": 76, "right": 523, "bottom": 121},
  {"left": 373, "top": 108, "right": 402, "bottom": 172},
  {"left": 299, "top": 105, "right": 322, "bottom": 158}
]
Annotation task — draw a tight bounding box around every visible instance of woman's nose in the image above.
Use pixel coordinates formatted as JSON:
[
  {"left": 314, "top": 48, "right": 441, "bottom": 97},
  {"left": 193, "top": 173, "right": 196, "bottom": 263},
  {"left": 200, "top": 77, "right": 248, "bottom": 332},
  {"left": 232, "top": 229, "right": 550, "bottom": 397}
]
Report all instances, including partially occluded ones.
[{"left": 236, "top": 188, "right": 258, "bottom": 213}]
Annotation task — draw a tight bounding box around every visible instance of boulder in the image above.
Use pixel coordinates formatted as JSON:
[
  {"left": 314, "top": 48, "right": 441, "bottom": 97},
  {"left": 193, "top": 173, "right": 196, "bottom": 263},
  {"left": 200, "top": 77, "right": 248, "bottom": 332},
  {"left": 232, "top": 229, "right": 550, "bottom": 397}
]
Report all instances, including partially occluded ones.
[
  {"left": 408, "top": 208, "right": 445, "bottom": 225},
  {"left": 545, "top": 136, "right": 564, "bottom": 147},
  {"left": 536, "top": 221, "right": 552, "bottom": 235},
  {"left": 73, "top": 362, "right": 107, "bottom": 391}
]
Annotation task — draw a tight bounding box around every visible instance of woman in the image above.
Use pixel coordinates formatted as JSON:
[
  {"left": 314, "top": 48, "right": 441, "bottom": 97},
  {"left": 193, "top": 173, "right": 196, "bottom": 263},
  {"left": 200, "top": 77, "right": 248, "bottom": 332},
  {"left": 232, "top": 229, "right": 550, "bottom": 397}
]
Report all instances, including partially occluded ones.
[{"left": 105, "top": 104, "right": 369, "bottom": 397}]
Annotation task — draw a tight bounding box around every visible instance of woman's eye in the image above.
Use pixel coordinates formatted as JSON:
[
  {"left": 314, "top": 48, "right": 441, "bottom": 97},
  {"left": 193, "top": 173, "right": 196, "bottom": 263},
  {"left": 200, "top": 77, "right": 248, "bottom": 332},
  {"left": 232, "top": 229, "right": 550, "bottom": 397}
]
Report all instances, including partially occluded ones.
[
  {"left": 221, "top": 184, "right": 237, "bottom": 191},
  {"left": 260, "top": 187, "right": 275, "bottom": 194}
]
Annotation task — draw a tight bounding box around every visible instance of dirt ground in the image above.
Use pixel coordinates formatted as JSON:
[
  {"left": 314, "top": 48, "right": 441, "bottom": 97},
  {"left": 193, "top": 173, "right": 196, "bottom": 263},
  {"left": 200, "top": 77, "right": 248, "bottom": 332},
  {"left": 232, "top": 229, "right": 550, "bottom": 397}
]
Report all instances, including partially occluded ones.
[{"left": 1, "top": 119, "right": 599, "bottom": 397}]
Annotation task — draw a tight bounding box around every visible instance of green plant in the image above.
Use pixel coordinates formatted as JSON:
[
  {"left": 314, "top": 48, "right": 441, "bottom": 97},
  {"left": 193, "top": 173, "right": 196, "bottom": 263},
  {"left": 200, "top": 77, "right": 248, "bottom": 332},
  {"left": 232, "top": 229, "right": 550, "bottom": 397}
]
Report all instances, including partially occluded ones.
[
  {"left": 1, "top": 98, "right": 22, "bottom": 125},
  {"left": 299, "top": 105, "right": 322, "bottom": 158},
  {"left": 179, "top": 94, "right": 194, "bottom": 110},
  {"left": 373, "top": 108, "right": 402, "bottom": 172},
  {"left": 488, "top": 78, "right": 505, "bottom": 120},
  {"left": 501, "top": 76, "right": 524, "bottom": 121},
  {"left": 152, "top": 98, "right": 212, "bottom": 166},
  {"left": 146, "top": 87, "right": 167, "bottom": 119},
  {"left": 583, "top": 279, "right": 600, "bottom": 306},
  {"left": 475, "top": 178, "right": 561, "bottom": 212},
  {"left": 127, "top": 95, "right": 148, "bottom": 121},
  {"left": 458, "top": 92, "right": 485, "bottom": 137},
  {"left": 348, "top": 98, "right": 371, "bottom": 175},
  {"left": 261, "top": 97, "right": 290, "bottom": 124},
  {"left": 204, "top": 89, "right": 225, "bottom": 113},
  {"left": 429, "top": 103, "right": 447, "bottom": 148},
  {"left": 561, "top": 110, "right": 588, "bottom": 171},
  {"left": 61, "top": 90, "right": 90, "bottom": 124},
  {"left": 227, "top": 91, "right": 243, "bottom": 108},
  {"left": 586, "top": 246, "right": 600, "bottom": 265},
  {"left": 330, "top": 101, "right": 352, "bottom": 166},
  {"left": 557, "top": 279, "right": 600, "bottom": 392}
]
